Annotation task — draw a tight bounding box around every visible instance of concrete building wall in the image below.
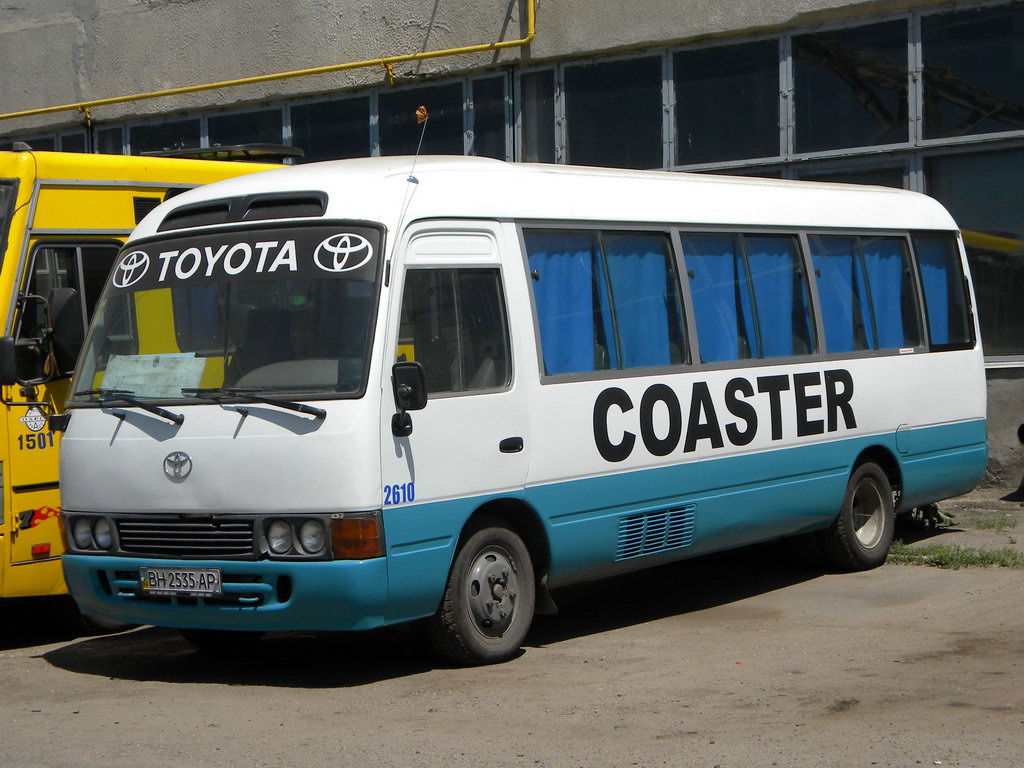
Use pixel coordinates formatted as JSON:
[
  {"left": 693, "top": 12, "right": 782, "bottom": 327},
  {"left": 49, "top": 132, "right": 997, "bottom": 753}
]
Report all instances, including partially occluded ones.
[{"left": 1, "top": 0, "right": 943, "bottom": 133}]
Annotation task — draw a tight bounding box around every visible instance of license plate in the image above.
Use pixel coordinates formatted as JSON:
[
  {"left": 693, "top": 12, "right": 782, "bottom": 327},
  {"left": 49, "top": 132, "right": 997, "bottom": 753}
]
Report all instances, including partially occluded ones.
[{"left": 140, "top": 566, "right": 222, "bottom": 596}]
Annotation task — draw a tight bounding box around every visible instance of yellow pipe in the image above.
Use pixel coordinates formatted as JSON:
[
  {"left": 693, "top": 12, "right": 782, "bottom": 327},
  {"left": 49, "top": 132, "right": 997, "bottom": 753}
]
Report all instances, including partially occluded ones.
[{"left": 0, "top": 0, "right": 535, "bottom": 123}]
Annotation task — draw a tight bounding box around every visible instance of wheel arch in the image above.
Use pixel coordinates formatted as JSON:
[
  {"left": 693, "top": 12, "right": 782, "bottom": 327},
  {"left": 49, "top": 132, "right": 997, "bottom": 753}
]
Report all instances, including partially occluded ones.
[
  {"left": 456, "top": 497, "right": 555, "bottom": 613},
  {"left": 851, "top": 444, "right": 904, "bottom": 510}
]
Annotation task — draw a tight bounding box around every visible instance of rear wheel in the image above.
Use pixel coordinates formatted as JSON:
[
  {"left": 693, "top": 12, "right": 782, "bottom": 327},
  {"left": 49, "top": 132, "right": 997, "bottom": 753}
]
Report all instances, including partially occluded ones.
[
  {"left": 427, "top": 522, "right": 535, "bottom": 665},
  {"left": 819, "top": 462, "right": 895, "bottom": 571}
]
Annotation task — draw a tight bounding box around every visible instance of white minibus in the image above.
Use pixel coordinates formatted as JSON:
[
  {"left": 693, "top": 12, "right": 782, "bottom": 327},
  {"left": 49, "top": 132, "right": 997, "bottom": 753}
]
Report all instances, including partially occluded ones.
[{"left": 59, "top": 157, "right": 986, "bottom": 664}]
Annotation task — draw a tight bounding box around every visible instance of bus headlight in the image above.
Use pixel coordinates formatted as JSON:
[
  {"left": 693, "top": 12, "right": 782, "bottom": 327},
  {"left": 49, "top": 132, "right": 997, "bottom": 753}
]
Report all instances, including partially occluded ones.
[
  {"left": 93, "top": 518, "right": 113, "bottom": 550},
  {"left": 72, "top": 517, "right": 93, "bottom": 549},
  {"left": 267, "top": 520, "right": 293, "bottom": 554},
  {"left": 299, "top": 520, "right": 326, "bottom": 554}
]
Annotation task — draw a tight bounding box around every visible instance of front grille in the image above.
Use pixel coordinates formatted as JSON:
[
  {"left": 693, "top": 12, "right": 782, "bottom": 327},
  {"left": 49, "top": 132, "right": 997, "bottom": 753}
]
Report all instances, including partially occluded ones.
[
  {"left": 616, "top": 505, "right": 696, "bottom": 561},
  {"left": 116, "top": 516, "right": 256, "bottom": 559}
]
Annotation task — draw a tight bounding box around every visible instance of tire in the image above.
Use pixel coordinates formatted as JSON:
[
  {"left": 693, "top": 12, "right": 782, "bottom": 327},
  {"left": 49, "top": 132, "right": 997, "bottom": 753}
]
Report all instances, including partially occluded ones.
[
  {"left": 819, "top": 462, "right": 895, "bottom": 571},
  {"left": 427, "top": 521, "right": 536, "bottom": 665},
  {"left": 179, "top": 628, "right": 264, "bottom": 653}
]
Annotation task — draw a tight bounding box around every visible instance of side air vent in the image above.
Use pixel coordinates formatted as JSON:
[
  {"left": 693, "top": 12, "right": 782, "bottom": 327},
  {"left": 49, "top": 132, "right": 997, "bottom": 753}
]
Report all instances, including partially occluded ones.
[
  {"left": 133, "top": 196, "right": 162, "bottom": 224},
  {"left": 616, "top": 505, "right": 696, "bottom": 561},
  {"left": 157, "top": 191, "right": 328, "bottom": 231}
]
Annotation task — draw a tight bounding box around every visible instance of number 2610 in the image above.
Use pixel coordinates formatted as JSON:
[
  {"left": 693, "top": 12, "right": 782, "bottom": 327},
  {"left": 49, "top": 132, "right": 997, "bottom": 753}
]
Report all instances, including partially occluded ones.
[{"left": 384, "top": 482, "right": 415, "bottom": 505}]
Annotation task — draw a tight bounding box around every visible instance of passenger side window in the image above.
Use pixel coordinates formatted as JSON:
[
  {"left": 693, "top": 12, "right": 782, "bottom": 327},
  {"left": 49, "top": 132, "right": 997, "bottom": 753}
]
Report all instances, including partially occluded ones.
[
  {"left": 911, "top": 233, "right": 974, "bottom": 350},
  {"left": 525, "top": 229, "right": 687, "bottom": 375},
  {"left": 20, "top": 244, "right": 119, "bottom": 341},
  {"left": 810, "top": 235, "right": 923, "bottom": 353},
  {"left": 681, "top": 233, "right": 815, "bottom": 363},
  {"left": 396, "top": 268, "right": 511, "bottom": 394}
]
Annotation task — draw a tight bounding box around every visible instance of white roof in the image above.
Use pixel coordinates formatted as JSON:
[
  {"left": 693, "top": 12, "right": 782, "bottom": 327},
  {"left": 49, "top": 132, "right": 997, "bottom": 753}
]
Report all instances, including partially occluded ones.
[{"left": 131, "top": 156, "right": 960, "bottom": 241}]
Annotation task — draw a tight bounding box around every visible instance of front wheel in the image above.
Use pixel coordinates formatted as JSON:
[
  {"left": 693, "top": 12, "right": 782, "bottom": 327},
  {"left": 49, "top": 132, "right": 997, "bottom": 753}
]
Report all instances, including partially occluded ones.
[
  {"left": 819, "top": 462, "right": 895, "bottom": 571},
  {"left": 427, "top": 522, "right": 536, "bottom": 665}
]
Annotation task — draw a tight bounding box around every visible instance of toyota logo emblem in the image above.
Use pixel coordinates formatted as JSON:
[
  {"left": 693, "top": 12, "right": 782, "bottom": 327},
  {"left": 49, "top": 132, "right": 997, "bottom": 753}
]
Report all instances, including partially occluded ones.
[
  {"left": 163, "top": 451, "right": 193, "bottom": 481},
  {"left": 113, "top": 250, "right": 151, "bottom": 288},
  {"left": 313, "top": 233, "right": 374, "bottom": 273}
]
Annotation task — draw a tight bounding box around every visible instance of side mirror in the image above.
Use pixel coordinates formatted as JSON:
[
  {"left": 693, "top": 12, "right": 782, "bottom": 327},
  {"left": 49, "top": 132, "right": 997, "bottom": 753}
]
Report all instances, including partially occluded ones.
[
  {"left": 49, "top": 287, "right": 84, "bottom": 375},
  {"left": 391, "top": 361, "right": 427, "bottom": 437},
  {"left": 0, "top": 336, "right": 17, "bottom": 385}
]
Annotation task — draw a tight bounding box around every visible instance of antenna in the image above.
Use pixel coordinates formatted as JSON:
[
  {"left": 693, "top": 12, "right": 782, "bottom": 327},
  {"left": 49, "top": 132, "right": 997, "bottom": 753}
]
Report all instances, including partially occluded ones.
[{"left": 390, "top": 105, "right": 430, "bottom": 288}]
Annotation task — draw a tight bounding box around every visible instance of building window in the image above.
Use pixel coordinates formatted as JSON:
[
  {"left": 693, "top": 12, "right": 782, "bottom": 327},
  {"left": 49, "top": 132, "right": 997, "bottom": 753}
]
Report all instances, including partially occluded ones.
[
  {"left": 520, "top": 69, "right": 556, "bottom": 163},
  {"left": 795, "top": 164, "right": 906, "bottom": 188},
  {"left": 793, "top": 20, "right": 909, "bottom": 153},
  {"left": 564, "top": 57, "right": 662, "bottom": 169},
  {"left": 208, "top": 109, "right": 283, "bottom": 146},
  {"left": 922, "top": 4, "right": 1024, "bottom": 140},
  {"left": 96, "top": 127, "right": 124, "bottom": 155},
  {"left": 291, "top": 98, "right": 371, "bottom": 163},
  {"left": 471, "top": 76, "right": 507, "bottom": 160},
  {"left": 129, "top": 119, "right": 201, "bottom": 154},
  {"left": 674, "top": 40, "right": 779, "bottom": 165},
  {"left": 379, "top": 83, "right": 463, "bottom": 156},
  {"left": 926, "top": 147, "right": 1024, "bottom": 357}
]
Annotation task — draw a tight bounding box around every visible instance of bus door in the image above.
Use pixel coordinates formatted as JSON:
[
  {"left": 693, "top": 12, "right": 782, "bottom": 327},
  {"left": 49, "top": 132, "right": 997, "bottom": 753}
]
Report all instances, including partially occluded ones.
[
  {"left": 3, "top": 241, "right": 118, "bottom": 588},
  {"left": 379, "top": 225, "right": 531, "bottom": 618}
]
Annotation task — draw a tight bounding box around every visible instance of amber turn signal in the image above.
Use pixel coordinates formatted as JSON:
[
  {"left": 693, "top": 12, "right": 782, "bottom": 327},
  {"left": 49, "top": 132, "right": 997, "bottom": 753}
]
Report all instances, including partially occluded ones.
[{"left": 330, "top": 513, "right": 384, "bottom": 559}]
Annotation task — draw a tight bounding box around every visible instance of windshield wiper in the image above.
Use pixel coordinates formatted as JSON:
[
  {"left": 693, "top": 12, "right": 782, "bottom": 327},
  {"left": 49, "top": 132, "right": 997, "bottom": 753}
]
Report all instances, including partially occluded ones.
[
  {"left": 182, "top": 387, "right": 326, "bottom": 420},
  {"left": 74, "top": 388, "right": 185, "bottom": 426}
]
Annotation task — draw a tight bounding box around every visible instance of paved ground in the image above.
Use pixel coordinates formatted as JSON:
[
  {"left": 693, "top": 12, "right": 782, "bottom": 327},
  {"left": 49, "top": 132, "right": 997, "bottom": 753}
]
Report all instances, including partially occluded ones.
[{"left": 1, "top": 492, "right": 1022, "bottom": 768}]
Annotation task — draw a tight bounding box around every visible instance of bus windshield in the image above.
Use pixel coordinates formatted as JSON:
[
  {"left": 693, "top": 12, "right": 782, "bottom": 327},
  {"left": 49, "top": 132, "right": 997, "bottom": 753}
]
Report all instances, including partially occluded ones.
[{"left": 70, "top": 222, "right": 382, "bottom": 402}]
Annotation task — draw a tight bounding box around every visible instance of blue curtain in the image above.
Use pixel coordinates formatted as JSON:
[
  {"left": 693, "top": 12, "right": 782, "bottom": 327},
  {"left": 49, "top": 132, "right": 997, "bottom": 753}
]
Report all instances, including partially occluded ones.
[
  {"left": 526, "top": 231, "right": 614, "bottom": 374},
  {"left": 810, "top": 236, "right": 873, "bottom": 353},
  {"left": 746, "top": 236, "right": 807, "bottom": 357},
  {"left": 604, "top": 233, "right": 680, "bottom": 367},
  {"left": 861, "top": 237, "right": 912, "bottom": 349},
  {"left": 682, "top": 234, "right": 756, "bottom": 362},
  {"left": 914, "top": 235, "right": 953, "bottom": 345}
]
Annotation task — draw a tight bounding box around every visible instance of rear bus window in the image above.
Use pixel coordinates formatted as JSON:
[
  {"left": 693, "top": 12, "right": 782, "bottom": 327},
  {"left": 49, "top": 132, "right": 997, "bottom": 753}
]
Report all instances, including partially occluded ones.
[
  {"left": 681, "top": 233, "right": 815, "bottom": 363},
  {"left": 809, "top": 235, "right": 923, "bottom": 353},
  {"left": 912, "top": 233, "right": 974, "bottom": 350},
  {"left": 525, "top": 229, "right": 687, "bottom": 375}
]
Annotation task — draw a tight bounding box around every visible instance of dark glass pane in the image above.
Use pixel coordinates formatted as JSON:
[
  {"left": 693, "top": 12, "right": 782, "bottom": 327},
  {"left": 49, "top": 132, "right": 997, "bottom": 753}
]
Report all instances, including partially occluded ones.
[
  {"left": 96, "top": 127, "right": 124, "bottom": 155},
  {"left": 521, "top": 70, "right": 555, "bottom": 163},
  {"left": 603, "top": 232, "right": 688, "bottom": 367},
  {"left": 81, "top": 247, "right": 120, "bottom": 320},
  {"left": 926, "top": 149, "right": 1024, "bottom": 356},
  {"left": 379, "top": 83, "right": 463, "bottom": 156},
  {"left": 472, "top": 76, "right": 506, "bottom": 159},
  {"left": 797, "top": 165, "right": 905, "bottom": 188},
  {"left": 524, "top": 230, "right": 615, "bottom": 374},
  {"left": 130, "top": 119, "right": 201, "bottom": 154},
  {"left": 565, "top": 57, "right": 662, "bottom": 169},
  {"left": 681, "top": 234, "right": 758, "bottom": 362},
  {"left": 397, "top": 269, "right": 510, "bottom": 392},
  {"left": 208, "top": 109, "right": 283, "bottom": 147},
  {"left": 674, "top": 41, "right": 779, "bottom": 164},
  {"left": 60, "top": 132, "right": 87, "bottom": 153},
  {"left": 923, "top": 5, "right": 1024, "bottom": 139},
  {"left": 291, "top": 98, "right": 370, "bottom": 163},
  {"left": 794, "top": 21, "right": 908, "bottom": 152},
  {"left": 912, "top": 233, "right": 973, "bottom": 349}
]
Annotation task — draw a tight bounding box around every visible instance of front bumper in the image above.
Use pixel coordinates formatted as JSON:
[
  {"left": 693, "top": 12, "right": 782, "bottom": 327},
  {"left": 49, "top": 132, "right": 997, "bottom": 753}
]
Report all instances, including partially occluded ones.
[{"left": 63, "top": 554, "right": 390, "bottom": 632}]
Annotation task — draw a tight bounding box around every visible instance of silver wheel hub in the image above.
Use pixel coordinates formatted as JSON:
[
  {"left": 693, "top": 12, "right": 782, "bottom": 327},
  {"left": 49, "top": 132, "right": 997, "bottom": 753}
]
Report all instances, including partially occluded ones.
[
  {"left": 466, "top": 548, "right": 518, "bottom": 638},
  {"left": 852, "top": 480, "right": 885, "bottom": 549}
]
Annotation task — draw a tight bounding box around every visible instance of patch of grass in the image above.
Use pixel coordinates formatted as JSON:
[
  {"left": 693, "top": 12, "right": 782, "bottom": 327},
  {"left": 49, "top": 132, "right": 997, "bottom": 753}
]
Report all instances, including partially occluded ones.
[
  {"left": 973, "top": 513, "right": 1019, "bottom": 530},
  {"left": 887, "top": 541, "right": 1024, "bottom": 569}
]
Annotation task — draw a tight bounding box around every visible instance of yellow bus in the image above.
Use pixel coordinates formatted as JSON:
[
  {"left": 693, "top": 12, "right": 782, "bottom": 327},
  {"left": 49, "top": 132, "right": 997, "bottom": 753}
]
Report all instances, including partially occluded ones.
[{"left": 0, "top": 147, "right": 277, "bottom": 618}]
